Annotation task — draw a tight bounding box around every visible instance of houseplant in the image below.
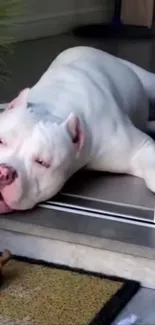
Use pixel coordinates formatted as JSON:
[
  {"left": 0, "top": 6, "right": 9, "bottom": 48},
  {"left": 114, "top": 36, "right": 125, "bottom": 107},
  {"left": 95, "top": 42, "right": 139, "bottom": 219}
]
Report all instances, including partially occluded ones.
[{"left": 0, "top": 0, "right": 22, "bottom": 83}]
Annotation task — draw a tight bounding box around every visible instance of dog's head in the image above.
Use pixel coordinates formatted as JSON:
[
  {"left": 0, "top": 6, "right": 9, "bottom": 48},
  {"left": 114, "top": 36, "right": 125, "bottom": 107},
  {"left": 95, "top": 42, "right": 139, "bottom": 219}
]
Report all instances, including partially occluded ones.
[{"left": 0, "top": 89, "right": 84, "bottom": 212}]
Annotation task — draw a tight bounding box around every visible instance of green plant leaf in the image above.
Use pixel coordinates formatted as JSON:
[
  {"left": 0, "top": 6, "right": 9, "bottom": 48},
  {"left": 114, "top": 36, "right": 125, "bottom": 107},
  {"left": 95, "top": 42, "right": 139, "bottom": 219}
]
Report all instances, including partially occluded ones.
[{"left": 0, "top": 0, "right": 24, "bottom": 83}]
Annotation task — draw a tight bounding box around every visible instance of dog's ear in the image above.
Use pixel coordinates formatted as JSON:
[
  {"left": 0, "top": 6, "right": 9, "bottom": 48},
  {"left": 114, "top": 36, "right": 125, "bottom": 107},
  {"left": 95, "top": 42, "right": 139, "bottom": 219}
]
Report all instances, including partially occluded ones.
[
  {"left": 65, "top": 113, "right": 84, "bottom": 152},
  {"left": 7, "top": 88, "right": 30, "bottom": 110}
]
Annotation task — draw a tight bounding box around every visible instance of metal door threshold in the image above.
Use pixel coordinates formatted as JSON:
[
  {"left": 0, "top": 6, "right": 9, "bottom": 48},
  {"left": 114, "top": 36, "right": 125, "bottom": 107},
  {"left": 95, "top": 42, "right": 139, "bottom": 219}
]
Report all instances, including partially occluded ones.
[
  {"left": 42, "top": 194, "right": 153, "bottom": 222},
  {"left": 39, "top": 201, "right": 155, "bottom": 228},
  {"left": 39, "top": 171, "right": 155, "bottom": 223},
  {"left": 3, "top": 203, "right": 155, "bottom": 249},
  {"left": 1, "top": 170, "right": 155, "bottom": 249}
]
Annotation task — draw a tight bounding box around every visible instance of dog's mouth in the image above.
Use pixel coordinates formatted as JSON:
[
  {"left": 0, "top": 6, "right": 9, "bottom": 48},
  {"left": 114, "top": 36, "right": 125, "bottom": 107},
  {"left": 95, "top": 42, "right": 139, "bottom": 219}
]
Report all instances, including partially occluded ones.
[{"left": 0, "top": 192, "right": 13, "bottom": 213}]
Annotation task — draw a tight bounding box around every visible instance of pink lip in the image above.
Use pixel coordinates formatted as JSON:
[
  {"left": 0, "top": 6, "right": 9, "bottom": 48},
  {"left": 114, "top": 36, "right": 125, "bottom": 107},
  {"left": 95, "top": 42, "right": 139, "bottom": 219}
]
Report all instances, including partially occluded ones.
[{"left": 0, "top": 193, "right": 13, "bottom": 213}]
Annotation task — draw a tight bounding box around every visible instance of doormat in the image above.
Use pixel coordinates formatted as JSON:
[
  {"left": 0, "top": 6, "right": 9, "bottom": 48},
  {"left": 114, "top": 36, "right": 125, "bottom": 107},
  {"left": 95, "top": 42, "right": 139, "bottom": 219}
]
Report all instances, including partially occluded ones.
[{"left": 0, "top": 255, "right": 140, "bottom": 325}]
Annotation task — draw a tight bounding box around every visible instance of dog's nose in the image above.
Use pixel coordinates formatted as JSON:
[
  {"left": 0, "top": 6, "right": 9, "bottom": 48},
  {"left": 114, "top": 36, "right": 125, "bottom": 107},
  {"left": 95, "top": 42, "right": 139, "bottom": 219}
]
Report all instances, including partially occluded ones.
[{"left": 0, "top": 164, "right": 17, "bottom": 186}]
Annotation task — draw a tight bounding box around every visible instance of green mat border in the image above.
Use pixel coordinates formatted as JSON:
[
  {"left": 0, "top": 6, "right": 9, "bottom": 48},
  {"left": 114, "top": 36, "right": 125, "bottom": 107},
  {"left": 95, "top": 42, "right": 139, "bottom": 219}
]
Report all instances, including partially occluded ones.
[{"left": 0, "top": 253, "right": 140, "bottom": 325}]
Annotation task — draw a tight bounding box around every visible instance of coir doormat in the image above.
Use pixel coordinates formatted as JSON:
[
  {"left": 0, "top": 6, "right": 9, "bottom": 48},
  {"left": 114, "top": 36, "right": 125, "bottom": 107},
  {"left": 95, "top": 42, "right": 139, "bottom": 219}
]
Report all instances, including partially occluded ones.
[{"left": 0, "top": 255, "right": 140, "bottom": 325}]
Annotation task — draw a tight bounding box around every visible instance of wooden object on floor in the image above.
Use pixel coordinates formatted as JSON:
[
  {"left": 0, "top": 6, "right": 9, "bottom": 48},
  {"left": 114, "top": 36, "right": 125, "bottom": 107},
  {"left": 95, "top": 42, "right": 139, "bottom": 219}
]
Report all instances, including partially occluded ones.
[
  {"left": 121, "top": 0, "right": 155, "bottom": 28},
  {"left": 0, "top": 250, "right": 11, "bottom": 275}
]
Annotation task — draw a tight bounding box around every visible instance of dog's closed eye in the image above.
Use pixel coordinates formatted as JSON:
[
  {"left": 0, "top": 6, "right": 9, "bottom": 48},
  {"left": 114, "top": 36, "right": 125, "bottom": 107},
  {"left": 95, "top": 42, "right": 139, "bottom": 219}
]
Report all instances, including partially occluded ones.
[
  {"left": 34, "top": 157, "right": 50, "bottom": 168},
  {"left": 0, "top": 138, "right": 7, "bottom": 146}
]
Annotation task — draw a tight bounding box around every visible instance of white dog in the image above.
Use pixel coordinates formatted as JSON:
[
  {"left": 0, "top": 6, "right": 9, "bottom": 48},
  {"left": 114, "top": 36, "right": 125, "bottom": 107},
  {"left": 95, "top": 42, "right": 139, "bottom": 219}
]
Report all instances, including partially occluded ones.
[{"left": 0, "top": 46, "right": 155, "bottom": 213}]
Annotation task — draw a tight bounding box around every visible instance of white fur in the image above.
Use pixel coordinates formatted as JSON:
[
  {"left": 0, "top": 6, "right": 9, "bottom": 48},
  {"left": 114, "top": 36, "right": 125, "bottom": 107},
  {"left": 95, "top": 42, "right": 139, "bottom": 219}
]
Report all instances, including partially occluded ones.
[{"left": 1, "top": 46, "right": 155, "bottom": 211}]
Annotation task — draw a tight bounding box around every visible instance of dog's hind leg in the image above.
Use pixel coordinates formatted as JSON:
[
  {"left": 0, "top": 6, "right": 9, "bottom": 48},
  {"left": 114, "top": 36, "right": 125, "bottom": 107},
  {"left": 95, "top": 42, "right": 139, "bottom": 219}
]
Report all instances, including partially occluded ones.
[
  {"left": 88, "top": 120, "right": 155, "bottom": 193},
  {"left": 118, "top": 58, "right": 155, "bottom": 106},
  {"left": 130, "top": 132, "right": 155, "bottom": 193}
]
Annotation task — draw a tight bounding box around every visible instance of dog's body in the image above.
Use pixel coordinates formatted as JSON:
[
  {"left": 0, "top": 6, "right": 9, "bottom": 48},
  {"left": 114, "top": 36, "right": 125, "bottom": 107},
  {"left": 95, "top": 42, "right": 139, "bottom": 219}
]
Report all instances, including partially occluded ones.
[{"left": 1, "top": 46, "right": 155, "bottom": 212}]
